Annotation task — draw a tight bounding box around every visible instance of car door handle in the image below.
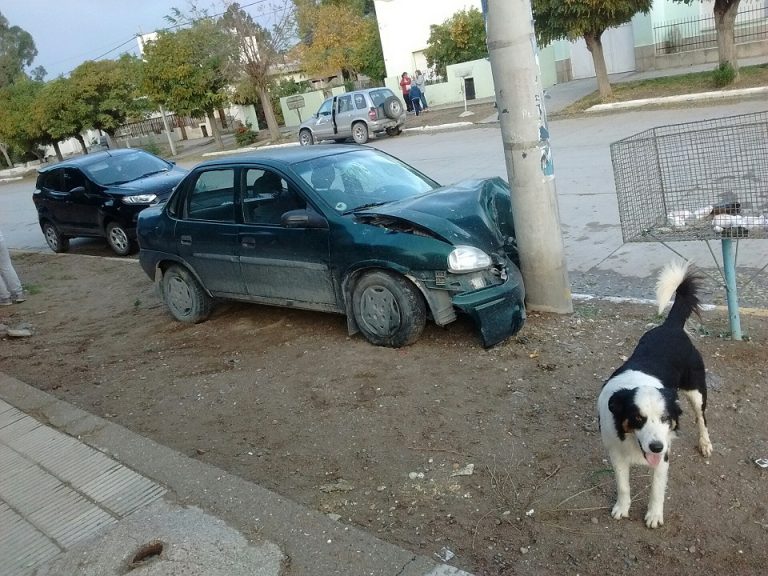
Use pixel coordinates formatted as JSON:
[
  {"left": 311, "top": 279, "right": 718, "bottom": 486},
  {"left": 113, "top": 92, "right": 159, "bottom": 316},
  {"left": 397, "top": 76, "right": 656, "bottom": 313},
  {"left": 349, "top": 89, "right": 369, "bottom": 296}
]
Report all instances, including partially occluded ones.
[
  {"left": 241, "top": 237, "right": 256, "bottom": 248},
  {"left": 180, "top": 235, "right": 192, "bottom": 245}
]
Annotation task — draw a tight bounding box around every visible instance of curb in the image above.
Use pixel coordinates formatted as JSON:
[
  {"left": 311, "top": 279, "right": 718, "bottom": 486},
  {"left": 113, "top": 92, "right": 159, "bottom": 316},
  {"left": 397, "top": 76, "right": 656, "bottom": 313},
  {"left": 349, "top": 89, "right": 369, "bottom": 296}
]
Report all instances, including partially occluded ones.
[
  {"left": 572, "top": 292, "right": 768, "bottom": 317},
  {"left": 586, "top": 86, "right": 768, "bottom": 112}
]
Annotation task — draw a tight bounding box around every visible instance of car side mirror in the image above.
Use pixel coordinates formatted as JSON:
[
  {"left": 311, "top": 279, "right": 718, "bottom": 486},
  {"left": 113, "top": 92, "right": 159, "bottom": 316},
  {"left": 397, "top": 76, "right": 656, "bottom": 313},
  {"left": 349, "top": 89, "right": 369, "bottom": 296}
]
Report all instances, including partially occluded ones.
[{"left": 281, "top": 209, "right": 328, "bottom": 229}]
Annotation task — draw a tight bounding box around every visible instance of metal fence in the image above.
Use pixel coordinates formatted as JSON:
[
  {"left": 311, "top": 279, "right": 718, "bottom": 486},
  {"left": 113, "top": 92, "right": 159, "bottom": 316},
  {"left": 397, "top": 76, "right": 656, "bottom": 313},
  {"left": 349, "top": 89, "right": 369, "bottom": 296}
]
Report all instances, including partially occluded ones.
[
  {"left": 610, "top": 111, "right": 768, "bottom": 243},
  {"left": 654, "top": 6, "right": 768, "bottom": 55}
]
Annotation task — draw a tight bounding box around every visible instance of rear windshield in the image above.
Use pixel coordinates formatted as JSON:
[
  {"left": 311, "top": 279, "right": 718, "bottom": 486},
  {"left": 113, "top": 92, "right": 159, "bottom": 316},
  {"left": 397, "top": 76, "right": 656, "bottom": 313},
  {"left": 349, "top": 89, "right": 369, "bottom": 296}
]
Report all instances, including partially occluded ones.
[{"left": 368, "top": 89, "right": 395, "bottom": 107}]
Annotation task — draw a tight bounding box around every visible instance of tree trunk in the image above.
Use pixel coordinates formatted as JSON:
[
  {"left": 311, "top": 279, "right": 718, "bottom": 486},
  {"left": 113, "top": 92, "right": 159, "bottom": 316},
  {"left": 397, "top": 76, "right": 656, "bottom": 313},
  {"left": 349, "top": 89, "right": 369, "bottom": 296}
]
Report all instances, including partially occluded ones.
[
  {"left": 259, "top": 87, "right": 282, "bottom": 141},
  {"left": 714, "top": 0, "right": 741, "bottom": 80},
  {"left": 177, "top": 117, "right": 188, "bottom": 141},
  {"left": 75, "top": 134, "right": 88, "bottom": 154},
  {"left": 53, "top": 141, "right": 63, "bottom": 162},
  {"left": 206, "top": 110, "right": 224, "bottom": 149},
  {"left": 217, "top": 107, "right": 228, "bottom": 129},
  {"left": 584, "top": 32, "right": 612, "bottom": 100},
  {"left": 0, "top": 143, "right": 12, "bottom": 168}
]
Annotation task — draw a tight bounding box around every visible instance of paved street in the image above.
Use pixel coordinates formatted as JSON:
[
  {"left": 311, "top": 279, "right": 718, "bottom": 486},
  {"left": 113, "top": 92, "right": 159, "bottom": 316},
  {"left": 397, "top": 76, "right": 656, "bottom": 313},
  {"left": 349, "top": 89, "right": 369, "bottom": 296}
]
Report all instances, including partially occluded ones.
[{"left": 2, "top": 99, "right": 767, "bottom": 305}]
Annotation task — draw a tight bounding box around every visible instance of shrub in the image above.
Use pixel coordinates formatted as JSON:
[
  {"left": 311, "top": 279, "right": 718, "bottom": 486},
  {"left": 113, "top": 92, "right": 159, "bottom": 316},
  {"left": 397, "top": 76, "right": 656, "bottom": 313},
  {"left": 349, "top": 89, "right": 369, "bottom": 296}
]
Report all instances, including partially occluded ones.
[
  {"left": 713, "top": 62, "right": 736, "bottom": 87},
  {"left": 235, "top": 122, "right": 259, "bottom": 146}
]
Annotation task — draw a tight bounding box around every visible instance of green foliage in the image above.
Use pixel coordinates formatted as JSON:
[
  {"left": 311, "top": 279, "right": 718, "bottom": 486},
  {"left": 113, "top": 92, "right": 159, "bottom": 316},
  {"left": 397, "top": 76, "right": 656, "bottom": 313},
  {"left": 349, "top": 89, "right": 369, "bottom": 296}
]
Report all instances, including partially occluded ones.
[
  {"left": 0, "top": 77, "right": 46, "bottom": 158},
  {"left": 712, "top": 62, "right": 736, "bottom": 87},
  {"left": 234, "top": 121, "right": 259, "bottom": 146},
  {"left": 34, "top": 77, "right": 89, "bottom": 143},
  {"left": 532, "top": 0, "right": 652, "bottom": 46},
  {"left": 141, "top": 21, "right": 234, "bottom": 117},
  {"left": 0, "top": 12, "right": 38, "bottom": 87},
  {"left": 423, "top": 8, "right": 487, "bottom": 79},
  {"left": 69, "top": 55, "right": 149, "bottom": 136}
]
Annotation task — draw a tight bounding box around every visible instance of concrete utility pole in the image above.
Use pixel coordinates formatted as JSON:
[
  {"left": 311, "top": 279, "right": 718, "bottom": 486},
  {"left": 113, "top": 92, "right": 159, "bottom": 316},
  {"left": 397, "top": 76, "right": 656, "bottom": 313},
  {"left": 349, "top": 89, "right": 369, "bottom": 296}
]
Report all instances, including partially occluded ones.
[{"left": 486, "top": 0, "right": 573, "bottom": 314}]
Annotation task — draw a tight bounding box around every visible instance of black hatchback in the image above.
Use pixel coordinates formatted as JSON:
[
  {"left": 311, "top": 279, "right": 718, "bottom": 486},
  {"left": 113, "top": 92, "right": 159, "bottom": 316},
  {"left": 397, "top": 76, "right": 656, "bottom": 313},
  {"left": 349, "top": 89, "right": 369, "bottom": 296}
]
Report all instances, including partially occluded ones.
[{"left": 33, "top": 149, "right": 188, "bottom": 255}]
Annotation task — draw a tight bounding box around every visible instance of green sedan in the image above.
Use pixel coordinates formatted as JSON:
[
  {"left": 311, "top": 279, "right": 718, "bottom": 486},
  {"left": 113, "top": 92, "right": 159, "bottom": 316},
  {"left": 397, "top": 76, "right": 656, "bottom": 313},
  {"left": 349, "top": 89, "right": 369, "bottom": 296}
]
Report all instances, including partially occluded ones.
[{"left": 137, "top": 145, "right": 525, "bottom": 348}]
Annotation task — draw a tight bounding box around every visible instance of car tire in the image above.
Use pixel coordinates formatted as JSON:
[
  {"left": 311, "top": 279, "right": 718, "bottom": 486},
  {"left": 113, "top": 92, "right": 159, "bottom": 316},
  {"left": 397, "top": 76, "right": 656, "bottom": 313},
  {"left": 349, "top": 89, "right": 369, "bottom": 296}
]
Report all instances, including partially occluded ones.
[
  {"left": 42, "top": 221, "right": 70, "bottom": 253},
  {"left": 352, "top": 270, "right": 426, "bottom": 348},
  {"left": 382, "top": 96, "right": 403, "bottom": 120},
  {"left": 106, "top": 221, "right": 134, "bottom": 256},
  {"left": 352, "top": 122, "right": 369, "bottom": 144},
  {"left": 299, "top": 129, "right": 314, "bottom": 146},
  {"left": 162, "top": 264, "right": 212, "bottom": 324}
]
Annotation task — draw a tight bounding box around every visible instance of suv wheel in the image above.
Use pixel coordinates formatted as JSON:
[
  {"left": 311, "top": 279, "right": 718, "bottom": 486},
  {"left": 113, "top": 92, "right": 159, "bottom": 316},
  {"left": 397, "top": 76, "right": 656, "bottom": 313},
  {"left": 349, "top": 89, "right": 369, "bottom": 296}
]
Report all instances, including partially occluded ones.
[
  {"left": 299, "top": 129, "right": 314, "bottom": 146},
  {"left": 106, "top": 222, "right": 134, "bottom": 256},
  {"left": 382, "top": 96, "right": 403, "bottom": 120},
  {"left": 352, "top": 122, "right": 369, "bottom": 144},
  {"left": 42, "top": 221, "right": 70, "bottom": 253}
]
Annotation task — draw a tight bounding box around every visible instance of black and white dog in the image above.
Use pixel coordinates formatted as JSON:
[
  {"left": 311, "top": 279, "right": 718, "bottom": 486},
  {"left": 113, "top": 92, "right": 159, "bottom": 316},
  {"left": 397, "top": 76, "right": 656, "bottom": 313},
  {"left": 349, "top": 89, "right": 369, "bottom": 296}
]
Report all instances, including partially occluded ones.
[{"left": 598, "top": 261, "right": 713, "bottom": 528}]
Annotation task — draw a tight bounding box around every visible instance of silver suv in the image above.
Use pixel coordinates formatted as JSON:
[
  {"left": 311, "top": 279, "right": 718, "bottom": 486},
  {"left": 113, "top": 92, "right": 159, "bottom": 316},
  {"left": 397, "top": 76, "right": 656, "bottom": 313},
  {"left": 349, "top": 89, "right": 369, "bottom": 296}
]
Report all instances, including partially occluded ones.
[{"left": 298, "top": 87, "right": 405, "bottom": 146}]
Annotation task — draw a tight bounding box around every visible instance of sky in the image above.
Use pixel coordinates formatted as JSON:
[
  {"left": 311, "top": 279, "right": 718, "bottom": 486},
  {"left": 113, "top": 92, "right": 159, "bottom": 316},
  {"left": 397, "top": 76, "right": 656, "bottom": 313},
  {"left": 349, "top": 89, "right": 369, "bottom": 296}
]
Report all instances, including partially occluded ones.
[{"left": 0, "top": 0, "right": 286, "bottom": 79}]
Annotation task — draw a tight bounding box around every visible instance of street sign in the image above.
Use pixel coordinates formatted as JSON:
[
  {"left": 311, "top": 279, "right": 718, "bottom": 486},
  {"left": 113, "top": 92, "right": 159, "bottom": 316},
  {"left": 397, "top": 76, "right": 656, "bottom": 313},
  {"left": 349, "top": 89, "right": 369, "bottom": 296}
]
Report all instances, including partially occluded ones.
[{"left": 286, "top": 95, "right": 305, "bottom": 110}]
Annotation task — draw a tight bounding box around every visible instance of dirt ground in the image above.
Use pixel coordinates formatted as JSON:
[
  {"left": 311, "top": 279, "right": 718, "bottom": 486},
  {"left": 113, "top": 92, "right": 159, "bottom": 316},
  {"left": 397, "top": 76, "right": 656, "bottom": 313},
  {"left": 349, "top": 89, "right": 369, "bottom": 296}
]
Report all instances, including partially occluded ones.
[{"left": 2, "top": 251, "right": 767, "bottom": 576}]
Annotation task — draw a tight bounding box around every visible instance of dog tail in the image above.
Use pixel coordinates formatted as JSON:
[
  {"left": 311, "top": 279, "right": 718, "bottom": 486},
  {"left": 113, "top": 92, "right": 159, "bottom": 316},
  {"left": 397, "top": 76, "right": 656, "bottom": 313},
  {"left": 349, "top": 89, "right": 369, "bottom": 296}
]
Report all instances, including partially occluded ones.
[{"left": 656, "top": 260, "right": 701, "bottom": 326}]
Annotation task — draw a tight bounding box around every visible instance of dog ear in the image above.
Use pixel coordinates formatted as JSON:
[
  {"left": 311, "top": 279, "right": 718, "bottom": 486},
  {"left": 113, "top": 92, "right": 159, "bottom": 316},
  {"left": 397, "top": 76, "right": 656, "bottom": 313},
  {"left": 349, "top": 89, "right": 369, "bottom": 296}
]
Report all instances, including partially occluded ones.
[
  {"left": 660, "top": 388, "right": 683, "bottom": 430},
  {"left": 608, "top": 388, "right": 635, "bottom": 416}
]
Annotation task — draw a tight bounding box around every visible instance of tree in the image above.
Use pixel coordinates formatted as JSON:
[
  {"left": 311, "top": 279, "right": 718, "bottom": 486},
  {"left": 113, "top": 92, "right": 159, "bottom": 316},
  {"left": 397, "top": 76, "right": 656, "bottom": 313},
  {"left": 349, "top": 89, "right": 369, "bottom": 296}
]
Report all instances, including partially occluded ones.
[
  {"left": 295, "top": 0, "right": 386, "bottom": 83},
  {"left": 69, "top": 55, "right": 149, "bottom": 145},
  {"left": 141, "top": 21, "right": 234, "bottom": 148},
  {"left": 674, "top": 0, "right": 742, "bottom": 81},
  {"left": 220, "top": 2, "right": 294, "bottom": 141},
  {"left": 423, "top": 8, "right": 488, "bottom": 79},
  {"left": 0, "top": 78, "right": 45, "bottom": 164},
  {"left": 533, "top": 0, "right": 652, "bottom": 99},
  {"left": 34, "top": 77, "right": 90, "bottom": 159},
  {"left": 0, "top": 12, "right": 37, "bottom": 87}
]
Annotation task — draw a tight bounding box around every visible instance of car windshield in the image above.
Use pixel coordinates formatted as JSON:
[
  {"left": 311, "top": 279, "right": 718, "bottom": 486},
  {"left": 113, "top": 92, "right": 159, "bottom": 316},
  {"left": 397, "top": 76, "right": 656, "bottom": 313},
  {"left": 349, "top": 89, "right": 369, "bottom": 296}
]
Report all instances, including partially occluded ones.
[
  {"left": 293, "top": 150, "right": 440, "bottom": 213},
  {"left": 82, "top": 152, "right": 171, "bottom": 186}
]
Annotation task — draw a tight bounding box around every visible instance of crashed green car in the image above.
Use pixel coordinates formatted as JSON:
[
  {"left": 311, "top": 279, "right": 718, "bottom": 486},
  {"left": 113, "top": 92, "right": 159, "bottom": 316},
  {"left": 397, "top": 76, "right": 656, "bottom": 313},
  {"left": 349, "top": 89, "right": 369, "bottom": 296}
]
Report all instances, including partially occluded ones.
[{"left": 137, "top": 145, "right": 525, "bottom": 348}]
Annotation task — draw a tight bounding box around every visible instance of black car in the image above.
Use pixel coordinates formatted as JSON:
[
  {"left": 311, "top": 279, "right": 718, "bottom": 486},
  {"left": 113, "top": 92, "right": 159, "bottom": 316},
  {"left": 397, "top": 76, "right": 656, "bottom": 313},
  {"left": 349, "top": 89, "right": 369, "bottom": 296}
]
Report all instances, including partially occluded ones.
[
  {"left": 138, "top": 145, "right": 525, "bottom": 348},
  {"left": 33, "top": 149, "right": 188, "bottom": 256}
]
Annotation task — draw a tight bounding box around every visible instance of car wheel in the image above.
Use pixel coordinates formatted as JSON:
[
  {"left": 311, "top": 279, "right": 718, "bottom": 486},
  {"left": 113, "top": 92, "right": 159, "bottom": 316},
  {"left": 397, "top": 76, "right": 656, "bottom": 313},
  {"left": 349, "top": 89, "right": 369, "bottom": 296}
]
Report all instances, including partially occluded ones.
[
  {"left": 162, "top": 264, "right": 212, "bottom": 324},
  {"left": 42, "top": 221, "right": 70, "bottom": 253},
  {"left": 352, "top": 122, "right": 369, "bottom": 144},
  {"left": 352, "top": 270, "right": 426, "bottom": 347},
  {"left": 299, "top": 129, "right": 314, "bottom": 146},
  {"left": 106, "top": 222, "right": 134, "bottom": 256},
  {"left": 382, "top": 96, "right": 404, "bottom": 120}
]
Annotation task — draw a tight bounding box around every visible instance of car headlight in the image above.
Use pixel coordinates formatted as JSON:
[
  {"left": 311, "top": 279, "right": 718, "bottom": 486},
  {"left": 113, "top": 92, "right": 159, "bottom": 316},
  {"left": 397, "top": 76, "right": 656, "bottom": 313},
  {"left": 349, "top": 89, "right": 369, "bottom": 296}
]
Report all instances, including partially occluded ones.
[
  {"left": 448, "top": 245, "right": 492, "bottom": 273},
  {"left": 123, "top": 194, "right": 158, "bottom": 205}
]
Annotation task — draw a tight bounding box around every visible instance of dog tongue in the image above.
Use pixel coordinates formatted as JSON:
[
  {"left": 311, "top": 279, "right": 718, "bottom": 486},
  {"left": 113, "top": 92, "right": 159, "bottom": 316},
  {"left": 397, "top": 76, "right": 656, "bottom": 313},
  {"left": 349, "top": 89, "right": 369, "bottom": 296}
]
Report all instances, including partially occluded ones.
[{"left": 645, "top": 452, "right": 662, "bottom": 467}]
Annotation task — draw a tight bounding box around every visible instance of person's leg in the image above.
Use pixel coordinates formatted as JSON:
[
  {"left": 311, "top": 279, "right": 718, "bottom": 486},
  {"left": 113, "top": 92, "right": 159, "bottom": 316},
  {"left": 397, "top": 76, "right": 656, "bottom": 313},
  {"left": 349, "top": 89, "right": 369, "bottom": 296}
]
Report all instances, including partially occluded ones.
[
  {"left": 404, "top": 94, "right": 413, "bottom": 112},
  {"left": 0, "top": 232, "right": 22, "bottom": 301},
  {"left": 421, "top": 92, "right": 428, "bottom": 111},
  {"left": 412, "top": 98, "right": 421, "bottom": 116}
]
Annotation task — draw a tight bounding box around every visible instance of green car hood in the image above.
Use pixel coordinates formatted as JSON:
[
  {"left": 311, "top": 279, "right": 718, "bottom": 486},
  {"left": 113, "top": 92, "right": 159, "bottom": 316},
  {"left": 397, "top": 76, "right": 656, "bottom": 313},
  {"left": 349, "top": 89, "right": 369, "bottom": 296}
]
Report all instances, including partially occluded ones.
[{"left": 356, "top": 177, "right": 517, "bottom": 256}]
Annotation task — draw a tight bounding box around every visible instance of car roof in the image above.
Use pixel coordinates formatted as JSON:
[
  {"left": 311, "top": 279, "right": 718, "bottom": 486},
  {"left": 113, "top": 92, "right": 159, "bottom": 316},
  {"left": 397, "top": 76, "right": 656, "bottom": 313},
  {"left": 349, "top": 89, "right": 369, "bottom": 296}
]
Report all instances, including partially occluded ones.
[
  {"left": 194, "top": 144, "right": 372, "bottom": 169},
  {"left": 37, "top": 149, "right": 157, "bottom": 173}
]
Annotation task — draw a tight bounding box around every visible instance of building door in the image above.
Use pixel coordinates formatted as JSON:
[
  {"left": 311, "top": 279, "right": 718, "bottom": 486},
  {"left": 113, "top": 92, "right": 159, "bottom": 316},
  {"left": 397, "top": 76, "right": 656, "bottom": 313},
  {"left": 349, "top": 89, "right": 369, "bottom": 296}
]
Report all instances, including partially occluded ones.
[{"left": 464, "top": 77, "right": 476, "bottom": 100}]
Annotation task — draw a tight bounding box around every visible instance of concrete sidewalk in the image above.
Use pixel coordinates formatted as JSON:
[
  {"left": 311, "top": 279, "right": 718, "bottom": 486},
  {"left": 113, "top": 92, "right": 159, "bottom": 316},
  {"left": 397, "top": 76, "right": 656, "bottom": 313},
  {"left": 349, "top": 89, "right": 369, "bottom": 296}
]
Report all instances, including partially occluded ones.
[{"left": 0, "top": 372, "right": 470, "bottom": 576}]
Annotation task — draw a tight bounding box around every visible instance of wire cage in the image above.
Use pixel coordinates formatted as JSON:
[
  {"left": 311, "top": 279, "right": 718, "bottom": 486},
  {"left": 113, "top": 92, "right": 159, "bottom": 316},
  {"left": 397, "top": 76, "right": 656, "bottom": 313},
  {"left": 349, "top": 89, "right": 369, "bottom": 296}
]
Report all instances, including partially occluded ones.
[{"left": 610, "top": 111, "right": 768, "bottom": 243}]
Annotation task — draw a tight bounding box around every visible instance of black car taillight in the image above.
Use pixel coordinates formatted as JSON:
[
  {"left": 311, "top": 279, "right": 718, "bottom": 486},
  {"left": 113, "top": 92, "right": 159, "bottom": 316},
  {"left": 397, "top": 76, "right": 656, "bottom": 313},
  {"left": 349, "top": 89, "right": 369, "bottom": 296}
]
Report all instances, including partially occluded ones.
[{"left": 368, "top": 107, "right": 378, "bottom": 121}]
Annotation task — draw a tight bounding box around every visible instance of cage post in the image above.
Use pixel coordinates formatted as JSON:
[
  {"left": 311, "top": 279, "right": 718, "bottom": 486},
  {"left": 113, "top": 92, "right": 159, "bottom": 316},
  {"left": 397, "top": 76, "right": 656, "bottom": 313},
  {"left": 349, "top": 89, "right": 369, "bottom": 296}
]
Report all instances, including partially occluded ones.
[{"left": 721, "top": 238, "right": 742, "bottom": 340}]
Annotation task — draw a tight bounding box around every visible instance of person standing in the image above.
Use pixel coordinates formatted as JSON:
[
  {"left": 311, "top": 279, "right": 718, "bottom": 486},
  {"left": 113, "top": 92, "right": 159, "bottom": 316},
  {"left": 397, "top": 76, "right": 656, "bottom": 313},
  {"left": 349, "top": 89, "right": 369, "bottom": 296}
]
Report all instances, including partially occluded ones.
[
  {"left": 0, "top": 228, "right": 25, "bottom": 305},
  {"left": 409, "top": 82, "right": 423, "bottom": 116},
  {"left": 414, "top": 70, "right": 429, "bottom": 112},
  {"left": 400, "top": 72, "right": 413, "bottom": 113}
]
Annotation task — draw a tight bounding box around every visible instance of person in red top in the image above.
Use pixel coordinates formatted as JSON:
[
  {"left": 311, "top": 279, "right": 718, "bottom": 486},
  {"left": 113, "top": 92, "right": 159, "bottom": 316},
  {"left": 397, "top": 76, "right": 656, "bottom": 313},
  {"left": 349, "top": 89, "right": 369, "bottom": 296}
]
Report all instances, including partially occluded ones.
[{"left": 399, "top": 72, "right": 413, "bottom": 113}]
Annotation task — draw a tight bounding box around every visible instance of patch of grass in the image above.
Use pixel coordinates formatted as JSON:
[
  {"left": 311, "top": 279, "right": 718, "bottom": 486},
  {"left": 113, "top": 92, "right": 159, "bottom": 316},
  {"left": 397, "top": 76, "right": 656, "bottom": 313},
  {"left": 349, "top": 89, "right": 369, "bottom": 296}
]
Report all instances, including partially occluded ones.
[
  {"left": 24, "top": 284, "right": 42, "bottom": 295},
  {"left": 556, "top": 63, "right": 768, "bottom": 115},
  {"left": 573, "top": 304, "right": 600, "bottom": 320}
]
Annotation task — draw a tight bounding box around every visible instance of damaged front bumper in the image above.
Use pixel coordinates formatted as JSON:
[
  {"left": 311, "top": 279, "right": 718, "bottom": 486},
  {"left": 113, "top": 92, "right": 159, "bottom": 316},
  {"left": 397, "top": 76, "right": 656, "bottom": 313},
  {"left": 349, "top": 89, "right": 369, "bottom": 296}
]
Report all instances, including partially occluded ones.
[{"left": 452, "top": 267, "right": 526, "bottom": 348}]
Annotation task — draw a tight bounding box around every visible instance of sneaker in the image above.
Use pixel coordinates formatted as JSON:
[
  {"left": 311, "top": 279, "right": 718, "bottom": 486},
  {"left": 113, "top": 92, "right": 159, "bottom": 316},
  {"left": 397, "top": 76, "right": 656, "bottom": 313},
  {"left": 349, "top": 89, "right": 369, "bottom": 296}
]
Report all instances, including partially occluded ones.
[
  {"left": 11, "top": 291, "right": 26, "bottom": 303},
  {"left": 0, "top": 299, "right": 12, "bottom": 306}
]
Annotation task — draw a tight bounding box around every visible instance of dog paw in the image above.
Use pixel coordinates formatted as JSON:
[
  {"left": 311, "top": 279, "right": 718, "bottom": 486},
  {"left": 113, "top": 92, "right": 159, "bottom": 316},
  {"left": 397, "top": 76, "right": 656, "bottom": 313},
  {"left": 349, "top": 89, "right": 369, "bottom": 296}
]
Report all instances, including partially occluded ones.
[
  {"left": 699, "top": 438, "right": 713, "bottom": 458},
  {"left": 611, "top": 503, "right": 630, "bottom": 520},
  {"left": 645, "top": 510, "right": 664, "bottom": 528}
]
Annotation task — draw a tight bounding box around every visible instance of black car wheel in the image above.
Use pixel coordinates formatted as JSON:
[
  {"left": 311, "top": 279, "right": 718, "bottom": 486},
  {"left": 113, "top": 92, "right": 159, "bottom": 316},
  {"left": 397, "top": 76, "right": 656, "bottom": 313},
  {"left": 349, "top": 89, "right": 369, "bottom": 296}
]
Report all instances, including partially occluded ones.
[
  {"left": 382, "top": 96, "right": 403, "bottom": 120},
  {"left": 352, "top": 270, "right": 426, "bottom": 347},
  {"left": 352, "top": 122, "right": 369, "bottom": 144},
  {"left": 106, "top": 222, "right": 134, "bottom": 256},
  {"left": 162, "top": 264, "right": 212, "bottom": 324},
  {"left": 299, "top": 129, "right": 314, "bottom": 146},
  {"left": 42, "top": 221, "right": 70, "bottom": 253}
]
